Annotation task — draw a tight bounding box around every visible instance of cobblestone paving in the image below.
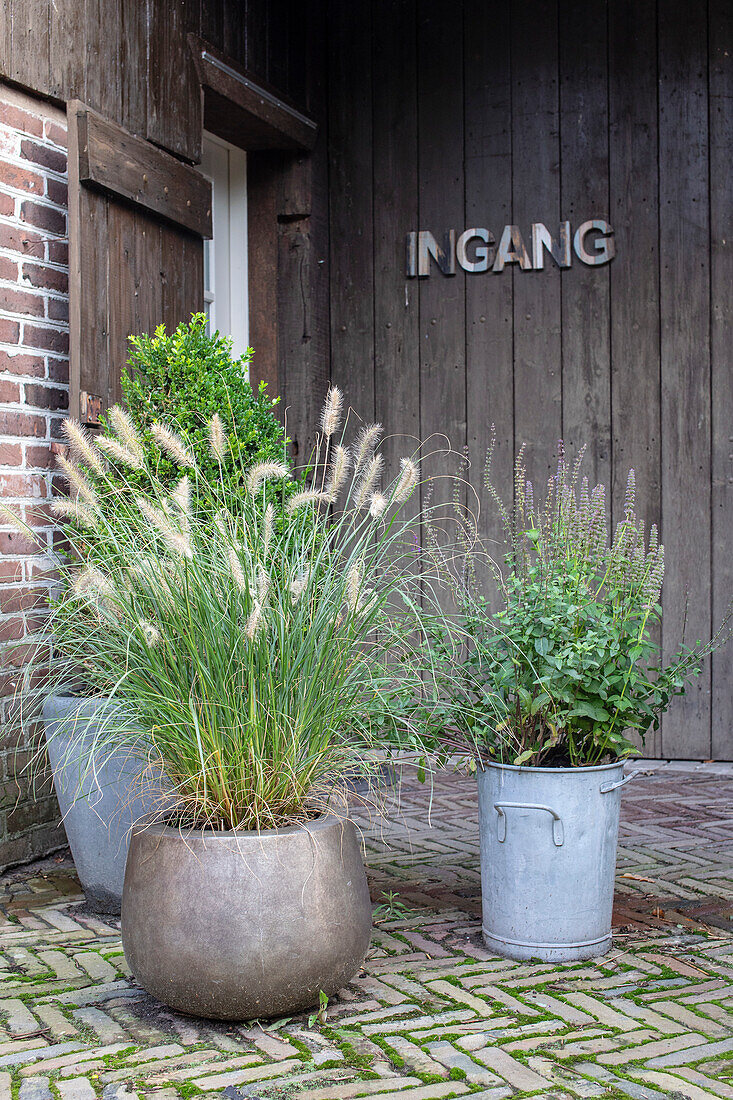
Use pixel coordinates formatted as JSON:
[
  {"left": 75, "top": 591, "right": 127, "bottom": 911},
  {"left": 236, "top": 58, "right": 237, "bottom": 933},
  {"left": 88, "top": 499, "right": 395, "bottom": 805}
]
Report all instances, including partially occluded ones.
[{"left": 0, "top": 761, "right": 730, "bottom": 1100}]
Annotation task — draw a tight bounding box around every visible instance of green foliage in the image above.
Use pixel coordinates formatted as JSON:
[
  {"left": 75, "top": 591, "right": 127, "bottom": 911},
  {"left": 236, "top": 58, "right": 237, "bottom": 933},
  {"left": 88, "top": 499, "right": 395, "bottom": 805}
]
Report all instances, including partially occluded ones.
[
  {"left": 118, "top": 313, "right": 298, "bottom": 515},
  {"left": 424, "top": 439, "right": 731, "bottom": 767},
  {"left": 307, "top": 989, "right": 329, "bottom": 1028}
]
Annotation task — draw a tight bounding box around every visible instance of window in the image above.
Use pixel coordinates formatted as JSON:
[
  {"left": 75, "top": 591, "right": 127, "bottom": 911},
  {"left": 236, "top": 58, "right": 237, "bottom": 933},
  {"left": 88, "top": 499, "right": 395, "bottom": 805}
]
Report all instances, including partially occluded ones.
[{"left": 201, "top": 133, "right": 249, "bottom": 360}]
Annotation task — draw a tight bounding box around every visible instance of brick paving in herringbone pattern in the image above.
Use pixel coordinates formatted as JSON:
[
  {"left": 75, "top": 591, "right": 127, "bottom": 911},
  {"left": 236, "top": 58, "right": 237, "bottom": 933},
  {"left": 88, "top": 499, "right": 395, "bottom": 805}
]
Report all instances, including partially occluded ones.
[{"left": 0, "top": 761, "right": 730, "bottom": 1100}]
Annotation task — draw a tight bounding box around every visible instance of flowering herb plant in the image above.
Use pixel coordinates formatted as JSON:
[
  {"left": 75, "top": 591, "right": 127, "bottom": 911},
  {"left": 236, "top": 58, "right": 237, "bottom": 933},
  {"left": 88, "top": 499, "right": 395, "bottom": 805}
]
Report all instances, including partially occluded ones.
[
  {"left": 427, "top": 439, "right": 730, "bottom": 768},
  {"left": 22, "top": 388, "right": 427, "bottom": 831}
]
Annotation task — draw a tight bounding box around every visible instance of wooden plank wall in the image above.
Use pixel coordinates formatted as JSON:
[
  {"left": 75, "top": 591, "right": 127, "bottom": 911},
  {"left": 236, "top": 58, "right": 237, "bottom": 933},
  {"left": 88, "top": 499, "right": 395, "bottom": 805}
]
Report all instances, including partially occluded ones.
[
  {"left": 0, "top": 0, "right": 304, "bottom": 163},
  {"left": 326, "top": 0, "right": 732, "bottom": 760}
]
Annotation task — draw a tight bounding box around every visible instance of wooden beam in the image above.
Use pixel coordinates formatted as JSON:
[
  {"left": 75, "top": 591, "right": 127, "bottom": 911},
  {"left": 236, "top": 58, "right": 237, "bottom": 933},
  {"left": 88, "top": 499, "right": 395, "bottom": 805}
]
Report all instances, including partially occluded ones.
[
  {"left": 188, "top": 34, "right": 317, "bottom": 151},
  {"left": 68, "top": 101, "right": 212, "bottom": 238}
]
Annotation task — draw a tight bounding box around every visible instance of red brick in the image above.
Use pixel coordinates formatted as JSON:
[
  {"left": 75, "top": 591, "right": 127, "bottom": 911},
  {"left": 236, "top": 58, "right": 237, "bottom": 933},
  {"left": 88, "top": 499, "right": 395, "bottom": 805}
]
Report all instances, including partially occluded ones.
[
  {"left": 3, "top": 638, "right": 48, "bottom": 666},
  {"left": 0, "top": 222, "right": 45, "bottom": 258},
  {"left": 0, "top": 161, "right": 44, "bottom": 196},
  {"left": 44, "top": 120, "right": 67, "bottom": 148},
  {"left": 0, "top": 531, "right": 44, "bottom": 555},
  {"left": 45, "top": 178, "right": 67, "bottom": 206},
  {"left": 0, "top": 471, "right": 47, "bottom": 497},
  {"left": 19, "top": 201, "right": 65, "bottom": 237},
  {"left": 47, "top": 357, "right": 69, "bottom": 383},
  {"left": 0, "top": 409, "right": 46, "bottom": 438},
  {"left": 22, "top": 609, "right": 51, "bottom": 634},
  {"left": 0, "top": 586, "right": 48, "bottom": 614},
  {"left": 0, "top": 586, "right": 46, "bottom": 615},
  {"left": 0, "top": 617, "right": 25, "bottom": 643},
  {"left": 25, "top": 501, "right": 54, "bottom": 525},
  {"left": 24, "top": 444, "right": 53, "bottom": 469},
  {"left": 19, "top": 138, "right": 66, "bottom": 174},
  {"left": 0, "top": 255, "right": 18, "bottom": 281},
  {"left": 0, "top": 285, "right": 44, "bottom": 316},
  {"left": 0, "top": 101, "right": 44, "bottom": 137},
  {"left": 47, "top": 297, "right": 68, "bottom": 322},
  {"left": 0, "top": 193, "right": 14, "bottom": 217},
  {"left": 3, "top": 639, "right": 49, "bottom": 667},
  {"left": 25, "top": 563, "right": 56, "bottom": 582},
  {"left": 0, "top": 318, "right": 20, "bottom": 344},
  {"left": 0, "top": 379, "right": 20, "bottom": 403},
  {"left": 0, "top": 560, "right": 23, "bottom": 582},
  {"left": 47, "top": 240, "right": 68, "bottom": 265},
  {"left": 22, "top": 261, "right": 68, "bottom": 294},
  {"left": 52, "top": 529, "right": 70, "bottom": 553},
  {"left": 24, "top": 383, "right": 67, "bottom": 411},
  {"left": 0, "top": 351, "right": 44, "bottom": 378},
  {"left": 0, "top": 442, "right": 22, "bottom": 465},
  {"left": 21, "top": 324, "right": 68, "bottom": 354}
]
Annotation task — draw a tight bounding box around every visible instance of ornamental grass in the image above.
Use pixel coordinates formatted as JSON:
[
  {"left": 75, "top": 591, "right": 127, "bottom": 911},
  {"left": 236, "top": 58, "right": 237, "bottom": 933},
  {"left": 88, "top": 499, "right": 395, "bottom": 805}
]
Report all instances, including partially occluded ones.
[{"left": 24, "top": 388, "right": 430, "bottom": 832}]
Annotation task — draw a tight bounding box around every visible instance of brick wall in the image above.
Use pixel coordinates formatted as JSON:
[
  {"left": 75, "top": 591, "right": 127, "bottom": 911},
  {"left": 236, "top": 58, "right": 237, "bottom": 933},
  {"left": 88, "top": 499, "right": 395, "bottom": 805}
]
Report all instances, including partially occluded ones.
[{"left": 0, "top": 84, "right": 69, "bottom": 868}]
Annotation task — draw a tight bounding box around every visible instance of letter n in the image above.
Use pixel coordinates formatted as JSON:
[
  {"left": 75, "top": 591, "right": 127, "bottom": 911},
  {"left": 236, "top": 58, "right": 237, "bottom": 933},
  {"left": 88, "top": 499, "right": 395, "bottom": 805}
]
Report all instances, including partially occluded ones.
[{"left": 417, "top": 231, "right": 456, "bottom": 276}]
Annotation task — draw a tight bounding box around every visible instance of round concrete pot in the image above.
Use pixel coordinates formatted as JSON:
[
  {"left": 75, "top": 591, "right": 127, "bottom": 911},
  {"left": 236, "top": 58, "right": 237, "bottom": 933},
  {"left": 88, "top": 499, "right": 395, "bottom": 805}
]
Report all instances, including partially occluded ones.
[
  {"left": 121, "top": 815, "right": 373, "bottom": 1020},
  {"left": 43, "top": 694, "right": 163, "bottom": 914}
]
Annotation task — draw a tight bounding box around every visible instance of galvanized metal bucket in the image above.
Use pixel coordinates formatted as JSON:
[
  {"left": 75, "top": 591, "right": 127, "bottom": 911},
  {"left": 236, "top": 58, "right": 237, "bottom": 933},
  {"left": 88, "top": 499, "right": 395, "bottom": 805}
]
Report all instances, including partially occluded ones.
[{"left": 477, "top": 760, "right": 635, "bottom": 962}]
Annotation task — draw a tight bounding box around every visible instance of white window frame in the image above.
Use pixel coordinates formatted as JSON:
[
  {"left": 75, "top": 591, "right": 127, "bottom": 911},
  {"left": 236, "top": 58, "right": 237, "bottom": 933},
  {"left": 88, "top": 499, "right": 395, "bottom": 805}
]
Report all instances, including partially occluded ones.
[{"left": 201, "top": 132, "right": 249, "bottom": 361}]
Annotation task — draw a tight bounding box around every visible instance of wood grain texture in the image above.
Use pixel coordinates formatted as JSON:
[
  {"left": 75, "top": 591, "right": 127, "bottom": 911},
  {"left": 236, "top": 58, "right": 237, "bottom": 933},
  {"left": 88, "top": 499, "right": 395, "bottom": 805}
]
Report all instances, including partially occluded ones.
[
  {"left": 147, "top": 0, "right": 202, "bottom": 163},
  {"left": 709, "top": 0, "right": 733, "bottom": 760},
  {"left": 68, "top": 105, "right": 204, "bottom": 424},
  {"left": 464, "top": 0, "right": 513, "bottom": 578},
  {"left": 417, "top": 0, "right": 466, "bottom": 518},
  {"left": 608, "top": 0, "right": 662, "bottom": 756},
  {"left": 372, "top": 0, "right": 420, "bottom": 498},
  {"left": 247, "top": 151, "right": 281, "bottom": 399},
  {"left": 328, "top": 0, "right": 375, "bottom": 430},
  {"left": 559, "top": 0, "right": 611, "bottom": 491},
  {"left": 658, "top": 0, "right": 712, "bottom": 757},
  {"left": 511, "top": 0, "right": 562, "bottom": 492},
  {"left": 69, "top": 102, "right": 212, "bottom": 238}
]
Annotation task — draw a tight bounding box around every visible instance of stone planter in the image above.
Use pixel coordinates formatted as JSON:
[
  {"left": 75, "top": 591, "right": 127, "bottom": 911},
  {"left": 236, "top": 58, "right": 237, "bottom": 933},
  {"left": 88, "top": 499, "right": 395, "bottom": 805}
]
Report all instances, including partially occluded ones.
[
  {"left": 42, "top": 694, "right": 161, "bottom": 913},
  {"left": 478, "top": 759, "right": 635, "bottom": 962},
  {"left": 121, "top": 815, "right": 373, "bottom": 1020}
]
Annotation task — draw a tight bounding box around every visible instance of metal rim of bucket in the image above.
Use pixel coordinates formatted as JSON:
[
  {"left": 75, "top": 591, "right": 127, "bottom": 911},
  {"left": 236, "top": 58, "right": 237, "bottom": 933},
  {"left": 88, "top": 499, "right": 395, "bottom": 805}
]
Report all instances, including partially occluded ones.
[{"left": 478, "top": 759, "right": 627, "bottom": 776}]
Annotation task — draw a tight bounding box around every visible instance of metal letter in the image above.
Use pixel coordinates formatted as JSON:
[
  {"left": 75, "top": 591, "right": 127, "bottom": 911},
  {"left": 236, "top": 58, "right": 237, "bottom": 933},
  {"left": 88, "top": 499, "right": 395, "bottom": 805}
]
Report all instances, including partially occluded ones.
[
  {"left": 456, "top": 228, "right": 495, "bottom": 273},
  {"left": 492, "top": 225, "right": 532, "bottom": 272},
  {"left": 532, "top": 221, "right": 571, "bottom": 269},
  {"left": 417, "top": 230, "right": 457, "bottom": 276},
  {"left": 573, "top": 220, "right": 616, "bottom": 265},
  {"left": 405, "top": 232, "right": 417, "bottom": 277}
]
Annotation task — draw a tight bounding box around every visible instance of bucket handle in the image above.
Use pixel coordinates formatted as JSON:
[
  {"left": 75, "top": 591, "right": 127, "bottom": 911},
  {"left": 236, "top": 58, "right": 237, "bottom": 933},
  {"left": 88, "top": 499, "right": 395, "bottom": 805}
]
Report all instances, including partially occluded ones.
[
  {"left": 494, "top": 802, "right": 564, "bottom": 847},
  {"left": 599, "top": 769, "right": 642, "bottom": 794}
]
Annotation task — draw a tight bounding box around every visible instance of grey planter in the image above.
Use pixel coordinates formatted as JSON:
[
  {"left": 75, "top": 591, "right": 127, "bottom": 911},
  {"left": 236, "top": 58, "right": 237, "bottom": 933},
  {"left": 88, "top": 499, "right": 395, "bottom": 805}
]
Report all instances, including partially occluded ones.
[
  {"left": 42, "top": 694, "right": 161, "bottom": 914},
  {"left": 121, "top": 815, "right": 373, "bottom": 1020},
  {"left": 478, "top": 759, "right": 633, "bottom": 962}
]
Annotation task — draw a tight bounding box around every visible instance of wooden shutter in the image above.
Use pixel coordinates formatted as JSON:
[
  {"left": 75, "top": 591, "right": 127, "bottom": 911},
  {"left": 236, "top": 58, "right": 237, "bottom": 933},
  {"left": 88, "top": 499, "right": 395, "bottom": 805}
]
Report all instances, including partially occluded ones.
[{"left": 67, "top": 101, "right": 212, "bottom": 425}]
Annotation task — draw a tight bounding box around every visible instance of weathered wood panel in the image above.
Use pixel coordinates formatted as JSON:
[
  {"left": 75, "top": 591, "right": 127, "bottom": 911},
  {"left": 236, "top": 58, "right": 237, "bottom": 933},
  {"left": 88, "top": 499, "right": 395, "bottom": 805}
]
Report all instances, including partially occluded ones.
[
  {"left": 709, "top": 0, "right": 733, "bottom": 760},
  {"left": 146, "top": 0, "right": 201, "bottom": 163},
  {"left": 464, "top": 0, "right": 513, "bottom": 570},
  {"left": 68, "top": 105, "right": 207, "bottom": 424},
  {"left": 372, "top": 0, "right": 419, "bottom": 498},
  {"left": 658, "top": 0, "right": 712, "bottom": 758},
  {"left": 560, "top": 0, "right": 611, "bottom": 491},
  {"left": 608, "top": 0, "right": 662, "bottom": 756},
  {"left": 324, "top": 0, "right": 731, "bottom": 758},
  {"left": 72, "top": 103, "right": 212, "bottom": 237},
  {"left": 328, "top": 0, "right": 375, "bottom": 432},
  {"left": 417, "top": 0, "right": 466, "bottom": 521},
  {"left": 511, "top": 0, "right": 562, "bottom": 493}
]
